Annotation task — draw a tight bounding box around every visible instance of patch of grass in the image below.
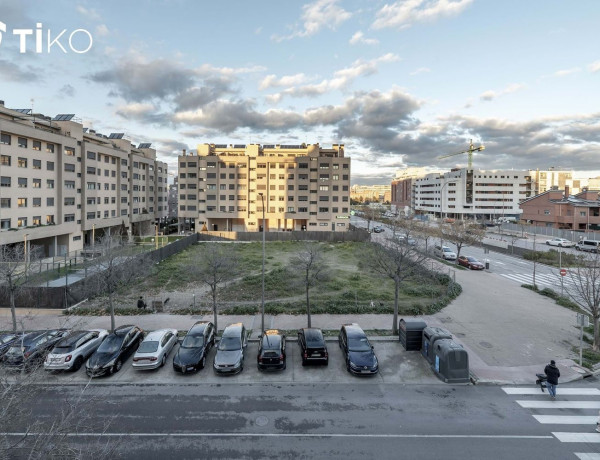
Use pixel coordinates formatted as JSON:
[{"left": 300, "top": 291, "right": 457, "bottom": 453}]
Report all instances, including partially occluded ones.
[
  {"left": 522, "top": 284, "right": 583, "bottom": 313},
  {"left": 581, "top": 348, "right": 600, "bottom": 370},
  {"left": 523, "top": 249, "right": 584, "bottom": 268}
]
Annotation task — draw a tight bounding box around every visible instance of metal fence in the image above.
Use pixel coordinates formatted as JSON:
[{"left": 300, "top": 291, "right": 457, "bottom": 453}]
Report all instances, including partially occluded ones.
[
  {"left": 500, "top": 223, "right": 600, "bottom": 242},
  {"left": 197, "top": 228, "right": 371, "bottom": 243}
]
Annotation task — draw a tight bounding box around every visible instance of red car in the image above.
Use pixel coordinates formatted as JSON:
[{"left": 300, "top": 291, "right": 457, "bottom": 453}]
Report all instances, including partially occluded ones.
[{"left": 457, "top": 255, "right": 485, "bottom": 270}]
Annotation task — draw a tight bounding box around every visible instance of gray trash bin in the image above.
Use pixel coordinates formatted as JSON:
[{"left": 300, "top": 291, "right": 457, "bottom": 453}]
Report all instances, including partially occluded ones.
[
  {"left": 399, "top": 319, "right": 427, "bottom": 351},
  {"left": 431, "top": 339, "right": 469, "bottom": 384},
  {"left": 421, "top": 326, "right": 452, "bottom": 364}
]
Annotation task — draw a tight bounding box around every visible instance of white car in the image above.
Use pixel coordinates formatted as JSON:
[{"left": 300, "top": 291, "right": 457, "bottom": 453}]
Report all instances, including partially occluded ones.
[
  {"left": 434, "top": 244, "right": 457, "bottom": 260},
  {"left": 545, "top": 237, "right": 575, "bottom": 248},
  {"left": 132, "top": 328, "right": 178, "bottom": 370},
  {"left": 44, "top": 329, "right": 109, "bottom": 372}
]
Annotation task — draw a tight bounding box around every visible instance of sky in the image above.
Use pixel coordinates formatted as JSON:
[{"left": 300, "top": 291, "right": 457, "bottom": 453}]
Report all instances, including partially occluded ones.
[{"left": 0, "top": 0, "right": 599, "bottom": 185}]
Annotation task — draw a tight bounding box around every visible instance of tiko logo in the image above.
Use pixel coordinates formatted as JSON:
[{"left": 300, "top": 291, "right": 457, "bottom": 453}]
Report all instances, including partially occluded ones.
[{"left": 0, "top": 21, "right": 92, "bottom": 53}]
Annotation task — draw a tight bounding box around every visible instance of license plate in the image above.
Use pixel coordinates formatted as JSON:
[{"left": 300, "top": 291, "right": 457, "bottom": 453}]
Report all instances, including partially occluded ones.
[
  {"left": 52, "top": 358, "right": 61, "bottom": 363},
  {"left": 361, "top": 369, "right": 371, "bottom": 374},
  {"left": 311, "top": 352, "right": 321, "bottom": 357},
  {"left": 187, "top": 366, "right": 194, "bottom": 371}
]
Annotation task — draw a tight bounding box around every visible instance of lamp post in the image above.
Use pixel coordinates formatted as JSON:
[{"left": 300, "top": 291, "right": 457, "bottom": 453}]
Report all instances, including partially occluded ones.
[
  {"left": 92, "top": 223, "right": 95, "bottom": 258},
  {"left": 258, "top": 193, "right": 266, "bottom": 334},
  {"left": 23, "top": 233, "right": 29, "bottom": 265}
]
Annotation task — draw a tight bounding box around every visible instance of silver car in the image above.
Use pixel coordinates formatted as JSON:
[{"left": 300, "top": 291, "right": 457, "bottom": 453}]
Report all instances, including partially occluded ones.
[
  {"left": 213, "top": 323, "right": 247, "bottom": 375},
  {"left": 45, "top": 329, "right": 109, "bottom": 372},
  {"left": 132, "top": 328, "right": 178, "bottom": 370}
]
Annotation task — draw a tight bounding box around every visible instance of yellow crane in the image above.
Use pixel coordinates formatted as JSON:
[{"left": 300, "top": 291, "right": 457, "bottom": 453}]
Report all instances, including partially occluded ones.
[{"left": 437, "top": 139, "right": 485, "bottom": 169}]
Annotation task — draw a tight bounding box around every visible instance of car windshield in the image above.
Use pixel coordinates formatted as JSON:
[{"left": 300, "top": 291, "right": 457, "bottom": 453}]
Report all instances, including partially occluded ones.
[
  {"left": 467, "top": 257, "right": 477, "bottom": 262},
  {"left": 137, "top": 341, "right": 159, "bottom": 353},
  {"left": 7, "top": 345, "right": 26, "bottom": 355},
  {"left": 181, "top": 335, "right": 204, "bottom": 348},
  {"left": 0, "top": 335, "right": 16, "bottom": 345},
  {"left": 262, "top": 336, "right": 281, "bottom": 350},
  {"left": 218, "top": 337, "right": 241, "bottom": 351},
  {"left": 443, "top": 248, "right": 452, "bottom": 252},
  {"left": 52, "top": 345, "right": 75, "bottom": 354},
  {"left": 348, "top": 337, "right": 371, "bottom": 352},
  {"left": 96, "top": 335, "right": 123, "bottom": 353}
]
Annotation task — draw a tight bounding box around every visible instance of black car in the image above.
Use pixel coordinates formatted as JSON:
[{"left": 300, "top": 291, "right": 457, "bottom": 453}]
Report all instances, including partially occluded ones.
[
  {"left": 173, "top": 321, "right": 215, "bottom": 373},
  {"left": 338, "top": 323, "right": 378, "bottom": 376},
  {"left": 0, "top": 333, "right": 20, "bottom": 359},
  {"left": 86, "top": 325, "right": 144, "bottom": 377},
  {"left": 257, "top": 330, "right": 286, "bottom": 371},
  {"left": 2, "top": 330, "right": 68, "bottom": 371},
  {"left": 372, "top": 226, "right": 384, "bottom": 233},
  {"left": 297, "top": 328, "right": 328, "bottom": 366}
]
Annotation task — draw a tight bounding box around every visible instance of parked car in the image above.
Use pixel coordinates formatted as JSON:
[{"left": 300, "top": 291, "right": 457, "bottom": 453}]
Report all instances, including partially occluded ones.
[
  {"left": 213, "top": 323, "right": 247, "bottom": 375},
  {"left": 546, "top": 237, "right": 576, "bottom": 248},
  {"left": 434, "top": 244, "right": 457, "bottom": 260},
  {"left": 297, "top": 328, "right": 328, "bottom": 366},
  {"left": 257, "top": 330, "right": 286, "bottom": 371},
  {"left": 0, "top": 333, "right": 20, "bottom": 359},
  {"left": 395, "top": 235, "right": 417, "bottom": 246},
  {"left": 338, "top": 323, "right": 378, "bottom": 376},
  {"left": 173, "top": 321, "right": 215, "bottom": 373},
  {"left": 86, "top": 325, "right": 144, "bottom": 377},
  {"left": 44, "top": 329, "right": 109, "bottom": 372},
  {"left": 457, "top": 255, "right": 485, "bottom": 270},
  {"left": 132, "top": 328, "right": 178, "bottom": 370},
  {"left": 372, "top": 226, "right": 385, "bottom": 233},
  {"left": 576, "top": 239, "right": 600, "bottom": 253},
  {"left": 2, "top": 330, "right": 68, "bottom": 371}
]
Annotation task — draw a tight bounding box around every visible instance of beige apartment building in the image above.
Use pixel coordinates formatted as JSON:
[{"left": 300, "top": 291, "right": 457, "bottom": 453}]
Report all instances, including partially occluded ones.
[
  {"left": 178, "top": 143, "right": 351, "bottom": 232},
  {"left": 350, "top": 185, "right": 391, "bottom": 203},
  {"left": 0, "top": 102, "right": 168, "bottom": 256}
]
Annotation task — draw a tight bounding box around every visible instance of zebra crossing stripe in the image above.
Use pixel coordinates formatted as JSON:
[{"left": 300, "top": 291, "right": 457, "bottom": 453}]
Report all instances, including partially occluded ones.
[
  {"left": 553, "top": 432, "right": 600, "bottom": 443},
  {"left": 503, "top": 388, "right": 600, "bottom": 395},
  {"left": 518, "top": 401, "right": 600, "bottom": 409},
  {"left": 575, "top": 454, "right": 600, "bottom": 459},
  {"left": 533, "top": 415, "right": 599, "bottom": 424}
]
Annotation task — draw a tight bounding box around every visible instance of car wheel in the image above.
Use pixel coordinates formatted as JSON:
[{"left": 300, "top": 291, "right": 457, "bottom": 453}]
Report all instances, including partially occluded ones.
[
  {"left": 161, "top": 354, "right": 166, "bottom": 367},
  {"left": 200, "top": 356, "right": 206, "bottom": 369},
  {"left": 72, "top": 356, "right": 84, "bottom": 372},
  {"left": 559, "top": 244, "right": 563, "bottom": 247},
  {"left": 546, "top": 242, "right": 550, "bottom": 245},
  {"left": 301, "top": 359, "right": 306, "bottom": 367},
  {"left": 113, "top": 359, "right": 122, "bottom": 374}
]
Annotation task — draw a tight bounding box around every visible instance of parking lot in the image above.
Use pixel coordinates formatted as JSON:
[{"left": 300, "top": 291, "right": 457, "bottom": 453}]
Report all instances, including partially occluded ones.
[{"left": 1, "top": 338, "right": 440, "bottom": 385}]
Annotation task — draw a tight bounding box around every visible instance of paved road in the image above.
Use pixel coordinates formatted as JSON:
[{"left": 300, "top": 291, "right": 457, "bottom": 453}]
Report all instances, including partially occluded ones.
[{"left": 5, "top": 378, "right": 600, "bottom": 459}]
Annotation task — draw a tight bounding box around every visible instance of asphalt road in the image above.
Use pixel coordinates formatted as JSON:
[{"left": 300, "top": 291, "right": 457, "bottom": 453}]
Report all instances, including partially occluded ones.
[{"left": 6, "top": 378, "right": 600, "bottom": 459}]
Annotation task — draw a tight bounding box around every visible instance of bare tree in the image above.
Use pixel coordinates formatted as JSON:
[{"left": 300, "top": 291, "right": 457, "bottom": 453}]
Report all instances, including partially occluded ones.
[
  {"left": 188, "top": 243, "right": 239, "bottom": 332},
  {"left": 289, "top": 243, "right": 329, "bottom": 328},
  {"left": 360, "top": 240, "right": 429, "bottom": 335},
  {"left": 0, "top": 244, "right": 41, "bottom": 332},
  {"left": 440, "top": 221, "right": 485, "bottom": 260},
  {"left": 86, "top": 234, "right": 151, "bottom": 332},
  {"left": 412, "top": 221, "right": 437, "bottom": 252},
  {"left": 360, "top": 205, "right": 380, "bottom": 232},
  {"left": 562, "top": 251, "right": 600, "bottom": 350}
]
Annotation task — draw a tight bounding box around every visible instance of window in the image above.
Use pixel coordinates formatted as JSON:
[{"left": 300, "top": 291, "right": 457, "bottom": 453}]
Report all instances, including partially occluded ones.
[
  {"left": 86, "top": 166, "right": 96, "bottom": 175},
  {"left": 46, "top": 215, "right": 54, "bottom": 224},
  {"left": 65, "top": 147, "right": 75, "bottom": 156},
  {"left": 64, "top": 163, "right": 75, "bottom": 172},
  {"left": 0, "top": 155, "right": 10, "bottom": 166},
  {"left": 319, "top": 185, "right": 329, "bottom": 191},
  {"left": 18, "top": 198, "right": 27, "bottom": 207},
  {"left": 31, "top": 159, "right": 41, "bottom": 170},
  {"left": 580, "top": 211, "right": 587, "bottom": 217},
  {"left": 47, "top": 161, "right": 54, "bottom": 171},
  {"left": 64, "top": 197, "right": 75, "bottom": 206},
  {"left": 18, "top": 137, "right": 27, "bottom": 148},
  {"left": 32, "top": 179, "right": 41, "bottom": 188},
  {"left": 32, "top": 140, "right": 41, "bottom": 151},
  {"left": 0, "top": 198, "right": 10, "bottom": 208},
  {"left": 0, "top": 133, "right": 10, "bottom": 145},
  {"left": 319, "top": 207, "right": 329, "bottom": 213},
  {"left": 18, "top": 217, "right": 27, "bottom": 227},
  {"left": 32, "top": 216, "right": 41, "bottom": 226},
  {"left": 32, "top": 197, "right": 41, "bottom": 207},
  {"left": 64, "top": 180, "right": 75, "bottom": 189},
  {"left": 18, "top": 177, "right": 27, "bottom": 188},
  {"left": 18, "top": 157, "right": 27, "bottom": 168},
  {"left": 544, "top": 210, "right": 550, "bottom": 215},
  {"left": 1, "top": 219, "right": 10, "bottom": 230},
  {"left": 0, "top": 177, "right": 10, "bottom": 187},
  {"left": 47, "top": 197, "right": 54, "bottom": 206},
  {"left": 47, "top": 179, "right": 54, "bottom": 188},
  {"left": 46, "top": 143, "right": 55, "bottom": 153},
  {"left": 342, "top": 175, "right": 349, "bottom": 180},
  {"left": 87, "top": 151, "right": 96, "bottom": 160}
]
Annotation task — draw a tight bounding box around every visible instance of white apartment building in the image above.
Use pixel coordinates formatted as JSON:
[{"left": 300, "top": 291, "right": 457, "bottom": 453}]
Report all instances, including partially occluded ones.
[
  {"left": 412, "top": 168, "right": 533, "bottom": 219},
  {"left": 178, "top": 143, "right": 351, "bottom": 232},
  {"left": 0, "top": 101, "right": 169, "bottom": 256}
]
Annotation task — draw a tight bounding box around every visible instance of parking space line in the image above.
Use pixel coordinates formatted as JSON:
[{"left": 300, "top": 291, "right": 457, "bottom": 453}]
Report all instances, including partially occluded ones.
[
  {"left": 533, "top": 415, "right": 599, "bottom": 424},
  {"left": 503, "top": 387, "right": 600, "bottom": 395}
]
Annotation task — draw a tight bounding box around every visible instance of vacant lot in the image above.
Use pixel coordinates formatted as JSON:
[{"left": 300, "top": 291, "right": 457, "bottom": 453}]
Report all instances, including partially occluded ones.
[{"left": 82, "top": 241, "right": 456, "bottom": 315}]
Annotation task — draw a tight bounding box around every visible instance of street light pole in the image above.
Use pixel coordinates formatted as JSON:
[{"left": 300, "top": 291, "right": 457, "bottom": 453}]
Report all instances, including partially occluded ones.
[{"left": 259, "top": 193, "right": 266, "bottom": 334}]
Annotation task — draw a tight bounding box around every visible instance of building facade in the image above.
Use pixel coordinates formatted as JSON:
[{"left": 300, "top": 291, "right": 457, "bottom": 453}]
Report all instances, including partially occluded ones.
[
  {"left": 350, "top": 185, "right": 391, "bottom": 203},
  {"left": 0, "top": 102, "right": 168, "bottom": 256},
  {"left": 178, "top": 143, "right": 351, "bottom": 232}
]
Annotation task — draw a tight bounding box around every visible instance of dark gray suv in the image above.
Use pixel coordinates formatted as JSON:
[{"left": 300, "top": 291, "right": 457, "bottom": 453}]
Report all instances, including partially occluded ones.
[{"left": 213, "top": 323, "right": 247, "bottom": 375}]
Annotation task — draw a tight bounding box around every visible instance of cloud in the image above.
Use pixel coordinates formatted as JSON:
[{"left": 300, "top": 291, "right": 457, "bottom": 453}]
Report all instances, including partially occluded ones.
[
  {"left": 349, "top": 31, "right": 379, "bottom": 46},
  {"left": 410, "top": 67, "right": 431, "bottom": 75},
  {"left": 479, "top": 83, "right": 524, "bottom": 102},
  {"left": 96, "top": 24, "right": 109, "bottom": 37},
  {"left": 76, "top": 5, "right": 102, "bottom": 21},
  {"left": 115, "top": 102, "right": 167, "bottom": 124},
  {"left": 589, "top": 61, "right": 600, "bottom": 73},
  {"left": 553, "top": 67, "right": 581, "bottom": 77},
  {"left": 57, "top": 84, "right": 75, "bottom": 98},
  {"left": 0, "top": 59, "right": 41, "bottom": 82},
  {"left": 172, "top": 78, "right": 238, "bottom": 111},
  {"left": 373, "top": 0, "right": 473, "bottom": 30},
  {"left": 272, "top": 0, "right": 352, "bottom": 41},
  {"left": 259, "top": 73, "right": 311, "bottom": 90}
]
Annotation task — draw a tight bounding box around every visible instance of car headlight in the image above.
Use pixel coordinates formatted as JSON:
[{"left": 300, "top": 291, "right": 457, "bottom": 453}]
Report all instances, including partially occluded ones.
[
  {"left": 104, "top": 359, "right": 116, "bottom": 368},
  {"left": 349, "top": 361, "right": 360, "bottom": 369}
]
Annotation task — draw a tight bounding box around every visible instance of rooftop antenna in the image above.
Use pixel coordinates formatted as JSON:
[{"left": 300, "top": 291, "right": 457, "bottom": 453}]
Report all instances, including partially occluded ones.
[{"left": 30, "top": 98, "right": 35, "bottom": 122}]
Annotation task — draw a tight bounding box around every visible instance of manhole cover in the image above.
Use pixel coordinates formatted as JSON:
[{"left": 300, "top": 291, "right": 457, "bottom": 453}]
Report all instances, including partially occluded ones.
[
  {"left": 255, "top": 416, "right": 269, "bottom": 427},
  {"left": 479, "top": 341, "right": 493, "bottom": 349}
]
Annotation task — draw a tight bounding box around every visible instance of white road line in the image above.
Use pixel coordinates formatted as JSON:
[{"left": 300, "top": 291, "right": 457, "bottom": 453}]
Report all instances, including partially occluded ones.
[
  {"left": 0, "top": 432, "right": 554, "bottom": 439},
  {"left": 553, "top": 432, "right": 600, "bottom": 443},
  {"left": 503, "top": 388, "right": 600, "bottom": 395},
  {"left": 575, "top": 454, "right": 600, "bottom": 460},
  {"left": 533, "top": 415, "right": 599, "bottom": 424},
  {"left": 518, "top": 401, "right": 600, "bottom": 409}
]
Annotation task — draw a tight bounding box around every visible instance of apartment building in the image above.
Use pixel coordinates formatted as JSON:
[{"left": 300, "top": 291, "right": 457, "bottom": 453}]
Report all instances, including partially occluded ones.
[
  {"left": 411, "top": 168, "right": 533, "bottom": 220},
  {"left": 350, "top": 185, "right": 391, "bottom": 203},
  {"left": 178, "top": 143, "right": 351, "bottom": 232},
  {"left": 0, "top": 101, "right": 168, "bottom": 256}
]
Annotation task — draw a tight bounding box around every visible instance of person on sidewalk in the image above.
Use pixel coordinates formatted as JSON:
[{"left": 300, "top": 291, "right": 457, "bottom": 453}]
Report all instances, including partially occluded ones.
[
  {"left": 137, "top": 296, "right": 147, "bottom": 310},
  {"left": 544, "top": 360, "right": 560, "bottom": 400}
]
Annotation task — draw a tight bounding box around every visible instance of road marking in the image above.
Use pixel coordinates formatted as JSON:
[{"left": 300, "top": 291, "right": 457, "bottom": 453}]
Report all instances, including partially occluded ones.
[
  {"left": 553, "top": 432, "right": 600, "bottom": 443},
  {"left": 503, "top": 388, "right": 600, "bottom": 395},
  {"left": 0, "top": 432, "right": 554, "bottom": 439},
  {"left": 533, "top": 415, "right": 599, "bottom": 424},
  {"left": 575, "top": 454, "right": 600, "bottom": 459},
  {"left": 518, "top": 401, "right": 600, "bottom": 409}
]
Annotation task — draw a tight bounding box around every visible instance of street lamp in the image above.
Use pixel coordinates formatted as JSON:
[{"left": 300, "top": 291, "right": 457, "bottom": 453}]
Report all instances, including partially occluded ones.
[
  {"left": 258, "top": 193, "right": 266, "bottom": 334},
  {"left": 23, "top": 233, "right": 29, "bottom": 264}
]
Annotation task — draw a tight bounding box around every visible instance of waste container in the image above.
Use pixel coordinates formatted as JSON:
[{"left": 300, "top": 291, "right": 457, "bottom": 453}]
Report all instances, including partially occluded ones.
[
  {"left": 399, "top": 318, "right": 427, "bottom": 351},
  {"left": 431, "top": 339, "right": 469, "bottom": 384},
  {"left": 421, "top": 326, "right": 452, "bottom": 364},
  {"left": 485, "top": 259, "right": 489, "bottom": 270}
]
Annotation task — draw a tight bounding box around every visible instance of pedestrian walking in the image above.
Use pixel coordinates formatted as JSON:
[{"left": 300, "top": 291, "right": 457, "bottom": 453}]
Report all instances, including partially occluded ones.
[
  {"left": 544, "top": 360, "right": 560, "bottom": 400},
  {"left": 137, "top": 296, "right": 147, "bottom": 310}
]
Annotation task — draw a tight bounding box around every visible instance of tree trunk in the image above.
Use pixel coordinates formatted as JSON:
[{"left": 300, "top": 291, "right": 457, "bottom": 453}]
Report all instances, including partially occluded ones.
[
  {"left": 10, "top": 288, "right": 17, "bottom": 332},
  {"left": 306, "top": 282, "right": 311, "bottom": 328},
  {"left": 594, "top": 314, "right": 600, "bottom": 352},
  {"left": 392, "top": 278, "right": 399, "bottom": 335},
  {"left": 109, "top": 291, "right": 115, "bottom": 332},
  {"left": 212, "top": 288, "right": 218, "bottom": 333}
]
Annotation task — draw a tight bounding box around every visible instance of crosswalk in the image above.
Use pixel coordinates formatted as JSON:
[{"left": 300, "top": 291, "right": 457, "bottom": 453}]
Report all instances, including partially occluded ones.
[
  {"left": 500, "top": 272, "right": 570, "bottom": 289},
  {"left": 503, "top": 386, "right": 600, "bottom": 458}
]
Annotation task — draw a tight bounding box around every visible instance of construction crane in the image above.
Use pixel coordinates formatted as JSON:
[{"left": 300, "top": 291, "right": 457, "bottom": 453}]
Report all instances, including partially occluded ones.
[{"left": 437, "top": 139, "right": 485, "bottom": 169}]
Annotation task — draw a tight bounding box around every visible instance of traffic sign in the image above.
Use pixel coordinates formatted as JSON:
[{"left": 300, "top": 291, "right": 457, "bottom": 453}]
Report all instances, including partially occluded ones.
[{"left": 560, "top": 268, "right": 567, "bottom": 276}]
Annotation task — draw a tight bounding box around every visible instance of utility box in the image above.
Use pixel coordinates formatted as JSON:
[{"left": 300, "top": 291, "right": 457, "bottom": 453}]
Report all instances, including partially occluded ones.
[
  {"left": 431, "top": 339, "right": 470, "bottom": 384},
  {"left": 399, "top": 319, "right": 427, "bottom": 351},
  {"left": 421, "top": 326, "right": 452, "bottom": 364}
]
